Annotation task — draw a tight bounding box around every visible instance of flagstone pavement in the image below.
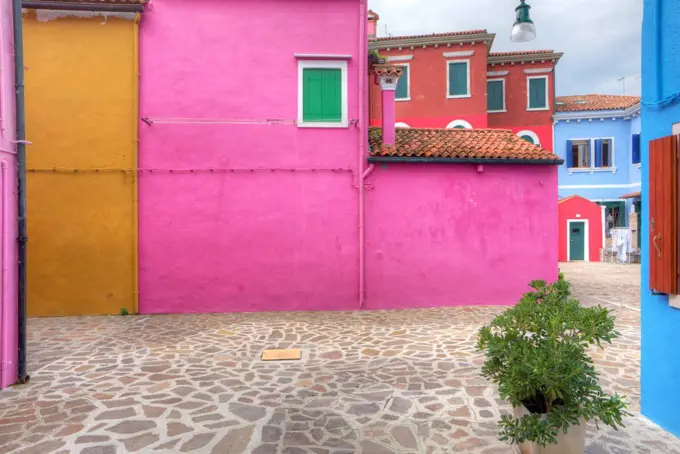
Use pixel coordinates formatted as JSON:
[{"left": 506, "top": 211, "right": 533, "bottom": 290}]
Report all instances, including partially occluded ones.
[{"left": 1, "top": 262, "right": 679, "bottom": 453}]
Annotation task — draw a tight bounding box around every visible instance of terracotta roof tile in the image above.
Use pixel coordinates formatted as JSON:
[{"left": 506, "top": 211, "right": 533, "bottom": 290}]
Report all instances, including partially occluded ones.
[
  {"left": 368, "top": 128, "right": 562, "bottom": 164},
  {"left": 489, "top": 50, "right": 554, "bottom": 57},
  {"left": 556, "top": 95, "right": 640, "bottom": 112},
  {"left": 620, "top": 191, "right": 641, "bottom": 199},
  {"left": 372, "top": 29, "right": 489, "bottom": 42},
  {"left": 372, "top": 64, "right": 403, "bottom": 77}
]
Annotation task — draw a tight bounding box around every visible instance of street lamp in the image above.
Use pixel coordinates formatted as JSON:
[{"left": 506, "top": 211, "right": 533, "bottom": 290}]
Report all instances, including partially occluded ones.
[{"left": 511, "top": 0, "right": 536, "bottom": 43}]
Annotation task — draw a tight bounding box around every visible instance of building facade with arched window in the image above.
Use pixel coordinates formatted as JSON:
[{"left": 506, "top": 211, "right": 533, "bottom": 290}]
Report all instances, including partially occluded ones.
[{"left": 367, "top": 13, "right": 561, "bottom": 151}]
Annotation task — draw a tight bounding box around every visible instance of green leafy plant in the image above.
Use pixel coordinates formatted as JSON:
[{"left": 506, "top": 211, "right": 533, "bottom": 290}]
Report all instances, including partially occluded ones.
[
  {"left": 368, "top": 49, "right": 386, "bottom": 64},
  {"left": 119, "top": 308, "right": 129, "bottom": 316},
  {"left": 476, "top": 278, "right": 628, "bottom": 447}
]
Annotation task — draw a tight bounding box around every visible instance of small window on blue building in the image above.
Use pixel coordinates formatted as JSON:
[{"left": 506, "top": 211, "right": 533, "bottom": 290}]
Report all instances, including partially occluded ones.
[
  {"left": 595, "top": 138, "right": 613, "bottom": 168},
  {"left": 568, "top": 139, "right": 590, "bottom": 168}
]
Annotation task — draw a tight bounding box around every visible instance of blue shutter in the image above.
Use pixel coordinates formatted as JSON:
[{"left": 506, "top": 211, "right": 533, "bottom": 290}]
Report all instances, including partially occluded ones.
[
  {"left": 594, "top": 139, "right": 603, "bottom": 167},
  {"left": 395, "top": 65, "right": 409, "bottom": 100},
  {"left": 632, "top": 134, "right": 641, "bottom": 164},
  {"left": 448, "top": 62, "right": 468, "bottom": 96},
  {"left": 566, "top": 140, "right": 573, "bottom": 168}
]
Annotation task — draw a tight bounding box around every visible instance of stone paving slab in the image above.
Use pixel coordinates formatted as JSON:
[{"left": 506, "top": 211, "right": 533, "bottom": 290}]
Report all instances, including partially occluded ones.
[{"left": 0, "top": 262, "right": 678, "bottom": 453}]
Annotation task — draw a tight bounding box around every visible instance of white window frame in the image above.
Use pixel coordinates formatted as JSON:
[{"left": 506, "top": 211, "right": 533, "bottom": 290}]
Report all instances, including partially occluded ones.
[
  {"left": 395, "top": 63, "right": 411, "bottom": 102},
  {"left": 297, "top": 60, "right": 348, "bottom": 128},
  {"left": 446, "top": 59, "right": 471, "bottom": 99},
  {"left": 516, "top": 130, "right": 540, "bottom": 146},
  {"left": 598, "top": 137, "right": 616, "bottom": 169},
  {"left": 527, "top": 75, "right": 550, "bottom": 111},
  {"left": 446, "top": 119, "right": 473, "bottom": 129},
  {"left": 487, "top": 78, "right": 506, "bottom": 113},
  {"left": 567, "top": 137, "right": 617, "bottom": 173}
]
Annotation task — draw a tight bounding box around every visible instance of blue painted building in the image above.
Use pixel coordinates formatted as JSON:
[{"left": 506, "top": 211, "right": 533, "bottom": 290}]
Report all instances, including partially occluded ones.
[
  {"left": 640, "top": 0, "right": 680, "bottom": 437},
  {"left": 554, "top": 95, "right": 641, "bottom": 238}
]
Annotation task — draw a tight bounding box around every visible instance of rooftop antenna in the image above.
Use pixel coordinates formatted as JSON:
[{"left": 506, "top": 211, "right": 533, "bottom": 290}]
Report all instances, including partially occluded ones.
[{"left": 617, "top": 77, "right": 626, "bottom": 95}]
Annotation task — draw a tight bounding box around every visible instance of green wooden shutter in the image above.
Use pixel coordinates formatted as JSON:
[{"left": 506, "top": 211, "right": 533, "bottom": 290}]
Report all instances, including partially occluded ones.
[
  {"left": 448, "top": 62, "right": 468, "bottom": 96},
  {"left": 303, "top": 68, "right": 341, "bottom": 123},
  {"left": 529, "top": 78, "right": 547, "bottom": 109},
  {"left": 487, "top": 80, "right": 504, "bottom": 111},
  {"left": 395, "top": 65, "right": 409, "bottom": 100}
]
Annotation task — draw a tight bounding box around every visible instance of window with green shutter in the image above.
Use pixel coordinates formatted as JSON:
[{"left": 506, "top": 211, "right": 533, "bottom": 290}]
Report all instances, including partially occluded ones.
[
  {"left": 487, "top": 80, "right": 505, "bottom": 112},
  {"left": 395, "top": 65, "right": 409, "bottom": 100},
  {"left": 302, "top": 68, "right": 342, "bottom": 123},
  {"left": 528, "top": 77, "right": 548, "bottom": 110},
  {"left": 448, "top": 61, "right": 469, "bottom": 97}
]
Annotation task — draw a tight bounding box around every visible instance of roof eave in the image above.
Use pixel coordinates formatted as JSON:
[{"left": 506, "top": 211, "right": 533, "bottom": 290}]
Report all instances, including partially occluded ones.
[
  {"left": 22, "top": 1, "right": 145, "bottom": 12},
  {"left": 369, "top": 33, "right": 496, "bottom": 51},
  {"left": 488, "top": 52, "right": 564, "bottom": 65},
  {"left": 555, "top": 104, "right": 641, "bottom": 121},
  {"left": 367, "top": 156, "right": 564, "bottom": 166}
]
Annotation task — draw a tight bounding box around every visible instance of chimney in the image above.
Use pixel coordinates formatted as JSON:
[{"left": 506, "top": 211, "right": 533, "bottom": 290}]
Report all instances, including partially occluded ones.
[
  {"left": 368, "top": 10, "right": 379, "bottom": 39},
  {"left": 374, "top": 65, "right": 403, "bottom": 146}
]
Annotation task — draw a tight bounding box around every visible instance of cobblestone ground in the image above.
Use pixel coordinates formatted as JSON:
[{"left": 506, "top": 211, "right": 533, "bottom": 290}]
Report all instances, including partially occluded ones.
[{"left": 1, "top": 263, "right": 679, "bottom": 453}]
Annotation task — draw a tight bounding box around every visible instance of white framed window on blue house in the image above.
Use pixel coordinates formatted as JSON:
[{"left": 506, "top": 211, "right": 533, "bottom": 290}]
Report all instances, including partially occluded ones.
[
  {"left": 566, "top": 138, "right": 615, "bottom": 172},
  {"left": 527, "top": 75, "right": 549, "bottom": 110},
  {"left": 395, "top": 64, "right": 410, "bottom": 101},
  {"left": 447, "top": 60, "right": 470, "bottom": 98},
  {"left": 487, "top": 79, "right": 505, "bottom": 112}
]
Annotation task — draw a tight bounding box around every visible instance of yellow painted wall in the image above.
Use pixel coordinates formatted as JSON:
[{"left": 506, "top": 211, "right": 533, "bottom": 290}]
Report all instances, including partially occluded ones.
[{"left": 23, "top": 11, "right": 139, "bottom": 316}]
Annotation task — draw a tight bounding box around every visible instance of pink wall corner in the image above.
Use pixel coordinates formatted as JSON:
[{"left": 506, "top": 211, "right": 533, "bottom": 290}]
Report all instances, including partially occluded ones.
[
  {"left": 365, "top": 163, "right": 559, "bottom": 309},
  {"left": 138, "top": 0, "right": 367, "bottom": 313},
  {"left": 0, "top": 0, "right": 18, "bottom": 388}
]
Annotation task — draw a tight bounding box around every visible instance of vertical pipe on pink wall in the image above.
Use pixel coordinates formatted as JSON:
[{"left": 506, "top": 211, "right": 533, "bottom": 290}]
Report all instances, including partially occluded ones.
[
  {"left": 0, "top": 161, "right": 5, "bottom": 387},
  {"left": 358, "top": 0, "right": 367, "bottom": 308}
]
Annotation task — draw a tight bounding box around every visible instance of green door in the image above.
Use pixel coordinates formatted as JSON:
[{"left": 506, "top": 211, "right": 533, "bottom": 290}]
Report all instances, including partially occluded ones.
[{"left": 569, "top": 222, "right": 585, "bottom": 261}]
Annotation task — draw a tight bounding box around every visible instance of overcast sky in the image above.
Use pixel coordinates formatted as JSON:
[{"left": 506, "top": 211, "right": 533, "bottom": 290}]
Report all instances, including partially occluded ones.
[{"left": 368, "top": 0, "right": 643, "bottom": 97}]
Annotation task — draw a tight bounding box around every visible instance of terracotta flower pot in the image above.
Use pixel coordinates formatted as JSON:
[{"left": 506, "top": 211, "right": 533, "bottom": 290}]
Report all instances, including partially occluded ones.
[{"left": 513, "top": 406, "right": 586, "bottom": 454}]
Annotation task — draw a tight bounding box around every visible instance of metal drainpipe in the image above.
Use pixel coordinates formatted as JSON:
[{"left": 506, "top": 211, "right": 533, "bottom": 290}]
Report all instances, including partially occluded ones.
[
  {"left": 358, "top": 0, "right": 367, "bottom": 309},
  {"left": 13, "top": 0, "right": 28, "bottom": 383}
]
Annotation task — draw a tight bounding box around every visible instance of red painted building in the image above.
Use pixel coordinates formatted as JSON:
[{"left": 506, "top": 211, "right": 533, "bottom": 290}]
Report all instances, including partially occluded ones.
[
  {"left": 558, "top": 195, "right": 603, "bottom": 262},
  {"left": 368, "top": 11, "right": 562, "bottom": 150}
]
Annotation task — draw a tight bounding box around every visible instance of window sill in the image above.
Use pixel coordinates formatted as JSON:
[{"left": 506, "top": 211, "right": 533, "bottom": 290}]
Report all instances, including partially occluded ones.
[
  {"left": 568, "top": 166, "right": 617, "bottom": 174},
  {"left": 395, "top": 97, "right": 411, "bottom": 102},
  {"left": 488, "top": 110, "right": 506, "bottom": 114},
  {"left": 527, "top": 107, "right": 550, "bottom": 111},
  {"left": 447, "top": 94, "right": 471, "bottom": 99},
  {"left": 297, "top": 121, "right": 349, "bottom": 128},
  {"left": 635, "top": 163, "right": 642, "bottom": 169}
]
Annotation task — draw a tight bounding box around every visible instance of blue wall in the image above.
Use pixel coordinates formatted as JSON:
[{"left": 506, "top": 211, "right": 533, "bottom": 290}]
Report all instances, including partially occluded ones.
[
  {"left": 555, "top": 113, "right": 640, "bottom": 202},
  {"left": 641, "top": 0, "right": 680, "bottom": 437}
]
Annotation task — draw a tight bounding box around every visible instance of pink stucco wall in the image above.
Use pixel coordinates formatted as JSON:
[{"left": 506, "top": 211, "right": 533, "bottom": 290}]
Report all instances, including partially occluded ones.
[
  {"left": 0, "top": 0, "right": 18, "bottom": 388},
  {"left": 138, "top": 0, "right": 366, "bottom": 313},
  {"left": 365, "top": 163, "right": 558, "bottom": 309}
]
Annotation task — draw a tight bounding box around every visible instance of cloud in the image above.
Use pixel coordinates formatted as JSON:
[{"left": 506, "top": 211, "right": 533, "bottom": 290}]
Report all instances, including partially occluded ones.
[{"left": 368, "top": 0, "right": 642, "bottom": 96}]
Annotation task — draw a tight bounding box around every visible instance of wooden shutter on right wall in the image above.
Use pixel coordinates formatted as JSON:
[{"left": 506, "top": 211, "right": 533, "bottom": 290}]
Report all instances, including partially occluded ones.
[{"left": 649, "top": 135, "right": 679, "bottom": 294}]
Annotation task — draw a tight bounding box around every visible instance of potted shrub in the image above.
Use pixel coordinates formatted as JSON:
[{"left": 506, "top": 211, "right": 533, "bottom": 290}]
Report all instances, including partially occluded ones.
[
  {"left": 476, "top": 278, "right": 628, "bottom": 454},
  {"left": 368, "top": 49, "right": 386, "bottom": 65}
]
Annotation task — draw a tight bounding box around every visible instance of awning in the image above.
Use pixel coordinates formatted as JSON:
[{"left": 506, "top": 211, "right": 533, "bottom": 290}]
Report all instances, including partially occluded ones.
[{"left": 621, "top": 191, "right": 641, "bottom": 199}]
